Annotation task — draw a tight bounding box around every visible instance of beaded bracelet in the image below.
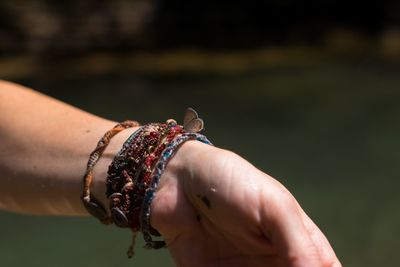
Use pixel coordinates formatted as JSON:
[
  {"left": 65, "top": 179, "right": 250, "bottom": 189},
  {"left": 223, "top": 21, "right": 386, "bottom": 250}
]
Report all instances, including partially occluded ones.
[
  {"left": 106, "top": 123, "right": 168, "bottom": 199},
  {"left": 81, "top": 120, "right": 139, "bottom": 224},
  {"left": 127, "top": 123, "right": 185, "bottom": 232},
  {"left": 121, "top": 122, "right": 187, "bottom": 257},
  {"left": 104, "top": 121, "right": 186, "bottom": 257}
]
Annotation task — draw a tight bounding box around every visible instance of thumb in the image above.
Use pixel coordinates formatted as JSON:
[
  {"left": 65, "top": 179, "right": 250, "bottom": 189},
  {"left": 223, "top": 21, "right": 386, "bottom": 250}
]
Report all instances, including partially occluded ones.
[{"left": 262, "top": 191, "right": 323, "bottom": 267}]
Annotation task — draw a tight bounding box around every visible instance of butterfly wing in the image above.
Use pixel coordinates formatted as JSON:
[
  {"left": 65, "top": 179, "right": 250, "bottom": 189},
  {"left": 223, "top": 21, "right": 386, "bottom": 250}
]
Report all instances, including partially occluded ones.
[
  {"left": 184, "top": 108, "right": 198, "bottom": 127},
  {"left": 183, "top": 108, "right": 204, "bottom": 132},
  {"left": 185, "top": 118, "right": 204, "bottom": 133}
]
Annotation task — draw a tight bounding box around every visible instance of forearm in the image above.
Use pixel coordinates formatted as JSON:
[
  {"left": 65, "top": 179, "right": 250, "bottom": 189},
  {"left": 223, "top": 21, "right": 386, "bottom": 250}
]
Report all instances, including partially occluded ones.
[{"left": 0, "top": 81, "right": 138, "bottom": 215}]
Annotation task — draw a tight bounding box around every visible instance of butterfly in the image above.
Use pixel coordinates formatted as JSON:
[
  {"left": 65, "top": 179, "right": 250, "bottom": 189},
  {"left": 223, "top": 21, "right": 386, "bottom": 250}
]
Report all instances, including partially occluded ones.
[{"left": 183, "top": 107, "right": 204, "bottom": 133}]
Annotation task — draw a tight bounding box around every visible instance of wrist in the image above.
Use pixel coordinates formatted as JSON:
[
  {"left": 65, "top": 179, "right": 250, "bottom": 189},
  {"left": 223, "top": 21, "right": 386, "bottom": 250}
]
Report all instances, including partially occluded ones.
[
  {"left": 90, "top": 128, "right": 214, "bottom": 237},
  {"left": 150, "top": 139, "right": 216, "bottom": 231},
  {"left": 158, "top": 139, "right": 213, "bottom": 186}
]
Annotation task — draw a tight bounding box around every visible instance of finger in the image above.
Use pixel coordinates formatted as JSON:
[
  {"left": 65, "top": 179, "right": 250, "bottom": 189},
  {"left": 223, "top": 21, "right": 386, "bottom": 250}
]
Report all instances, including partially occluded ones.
[
  {"left": 288, "top": 194, "right": 341, "bottom": 266},
  {"left": 298, "top": 208, "right": 342, "bottom": 267},
  {"left": 261, "top": 191, "right": 323, "bottom": 267}
]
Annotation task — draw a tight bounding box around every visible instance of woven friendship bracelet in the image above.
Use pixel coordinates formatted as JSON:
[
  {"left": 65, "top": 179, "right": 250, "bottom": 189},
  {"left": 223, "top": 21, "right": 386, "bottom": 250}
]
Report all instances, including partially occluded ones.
[
  {"left": 141, "top": 132, "right": 213, "bottom": 250},
  {"left": 122, "top": 122, "right": 186, "bottom": 257}
]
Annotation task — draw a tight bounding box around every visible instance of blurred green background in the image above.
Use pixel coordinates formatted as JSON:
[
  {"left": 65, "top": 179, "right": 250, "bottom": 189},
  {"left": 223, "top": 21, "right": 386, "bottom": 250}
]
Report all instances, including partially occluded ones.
[{"left": 1, "top": 1, "right": 399, "bottom": 267}]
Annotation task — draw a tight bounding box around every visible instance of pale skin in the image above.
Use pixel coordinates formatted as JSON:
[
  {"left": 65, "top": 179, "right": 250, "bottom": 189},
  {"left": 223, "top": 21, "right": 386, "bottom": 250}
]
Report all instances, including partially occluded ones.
[{"left": 0, "top": 80, "right": 341, "bottom": 267}]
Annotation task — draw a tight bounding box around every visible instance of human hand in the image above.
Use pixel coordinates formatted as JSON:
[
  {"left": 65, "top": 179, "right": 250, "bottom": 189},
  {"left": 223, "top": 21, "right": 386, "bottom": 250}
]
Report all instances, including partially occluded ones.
[{"left": 151, "top": 141, "right": 342, "bottom": 267}]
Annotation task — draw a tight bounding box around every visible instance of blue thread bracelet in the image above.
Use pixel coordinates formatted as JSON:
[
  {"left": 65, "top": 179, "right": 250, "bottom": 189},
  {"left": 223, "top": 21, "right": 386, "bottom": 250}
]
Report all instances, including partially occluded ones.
[{"left": 140, "top": 132, "right": 213, "bottom": 249}]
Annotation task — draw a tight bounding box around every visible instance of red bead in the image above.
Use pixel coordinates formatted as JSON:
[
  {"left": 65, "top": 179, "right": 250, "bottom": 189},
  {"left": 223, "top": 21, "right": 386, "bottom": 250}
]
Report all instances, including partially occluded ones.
[
  {"left": 144, "top": 157, "right": 152, "bottom": 166},
  {"left": 143, "top": 173, "right": 151, "bottom": 183}
]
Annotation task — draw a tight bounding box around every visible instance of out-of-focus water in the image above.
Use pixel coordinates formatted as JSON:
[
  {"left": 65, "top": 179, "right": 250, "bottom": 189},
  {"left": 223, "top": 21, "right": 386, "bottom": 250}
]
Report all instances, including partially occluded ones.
[{"left": 1, "top": 62, "right": 399, "bottom": 267}]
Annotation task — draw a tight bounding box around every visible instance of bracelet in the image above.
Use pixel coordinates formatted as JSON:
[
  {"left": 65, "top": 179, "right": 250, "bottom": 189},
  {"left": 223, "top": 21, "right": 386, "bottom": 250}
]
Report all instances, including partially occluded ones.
[
  {"left": 107, "top": 122, "right": 183, "bottom": 231},
  {"left": 83, "top": 108, "right": 211, "bottom": 258},
  {"left": 141, "top": 132, "right": 213, "bottom": 250},
  {"left": 106, "top": 123, "right": 168, "bottom": 200},
  {"left": 81, "top": 120, "right": 140, "bottom": 224},
  {"left": 107, "top": 120, "right": 186, "bottom": 257}
]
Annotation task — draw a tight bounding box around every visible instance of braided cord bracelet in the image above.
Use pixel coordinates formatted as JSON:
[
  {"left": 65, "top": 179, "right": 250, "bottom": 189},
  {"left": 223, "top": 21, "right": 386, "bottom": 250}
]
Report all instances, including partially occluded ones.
[{"left": 81, "top": 120, "right": 139, "bottom": 224}]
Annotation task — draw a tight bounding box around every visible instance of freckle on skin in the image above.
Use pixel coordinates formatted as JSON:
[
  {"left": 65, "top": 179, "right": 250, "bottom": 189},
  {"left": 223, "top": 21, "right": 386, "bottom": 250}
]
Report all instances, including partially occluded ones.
[
  {"left": 196, "top": 214, "right": 201, "bottom": 222},
  {"left": 201, "top": 196, "right": 211, "bottom": 209},
  {"left": 197, "top": 194, "right": 211, "bottom": 209}
]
